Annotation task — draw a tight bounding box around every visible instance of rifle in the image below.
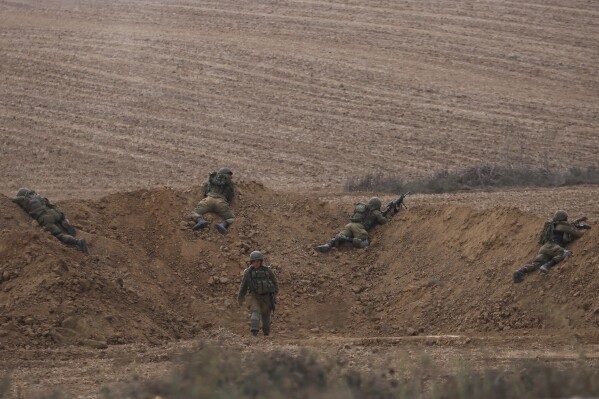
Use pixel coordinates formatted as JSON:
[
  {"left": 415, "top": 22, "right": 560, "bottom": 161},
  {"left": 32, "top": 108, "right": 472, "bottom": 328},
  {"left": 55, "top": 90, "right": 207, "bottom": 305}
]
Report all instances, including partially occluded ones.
[
  {"left": 270, "top": 293, "right": 276, "bottom": 319},
  {"left": 573, "top": 217, "right": 591, "bottom": 230},
  {"left": 382, "top": 192, "right": 411, "bottom": 218}
]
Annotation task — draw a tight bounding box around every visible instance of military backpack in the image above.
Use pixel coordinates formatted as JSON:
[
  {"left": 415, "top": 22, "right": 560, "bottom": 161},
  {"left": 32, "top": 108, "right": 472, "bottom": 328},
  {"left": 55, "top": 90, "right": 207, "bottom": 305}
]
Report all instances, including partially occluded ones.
[
  {"left": 538, "top": 220, "right": 554, "bottom": 245},
  {"left": 209, "top": 171, "right": 230, "bottom": 186},
  {"left": 350, "top": 202, "right": 370, "bottom": 223}
]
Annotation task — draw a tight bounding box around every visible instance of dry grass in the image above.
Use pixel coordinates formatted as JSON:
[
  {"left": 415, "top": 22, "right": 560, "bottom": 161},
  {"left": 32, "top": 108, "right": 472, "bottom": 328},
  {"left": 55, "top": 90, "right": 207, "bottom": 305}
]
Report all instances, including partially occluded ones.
[{"left": 345, "top": 165, "right": 599, "bottom": 194}]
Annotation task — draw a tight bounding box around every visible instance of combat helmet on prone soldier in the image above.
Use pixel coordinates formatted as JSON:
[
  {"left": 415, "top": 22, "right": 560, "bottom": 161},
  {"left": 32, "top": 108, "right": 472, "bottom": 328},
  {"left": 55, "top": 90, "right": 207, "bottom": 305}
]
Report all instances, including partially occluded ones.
[
  {"left": 16, "top": 188, "right": 33, "bottom": 197},
  {"left": 218, "top": 167, "right": 233, "bottom": 175},
  {"left": 552, "top": 210, "right": 568, "bottom": 222},
  {"left": 368, "top": 197, "right": 382, "bottom": 211}
]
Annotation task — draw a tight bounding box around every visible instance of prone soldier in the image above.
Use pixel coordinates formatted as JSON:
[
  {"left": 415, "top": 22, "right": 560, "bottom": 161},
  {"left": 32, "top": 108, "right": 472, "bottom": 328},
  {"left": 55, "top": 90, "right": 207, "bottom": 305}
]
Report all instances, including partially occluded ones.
[{"left": 191, "top": 167, "right": 235, "bottom": 235}]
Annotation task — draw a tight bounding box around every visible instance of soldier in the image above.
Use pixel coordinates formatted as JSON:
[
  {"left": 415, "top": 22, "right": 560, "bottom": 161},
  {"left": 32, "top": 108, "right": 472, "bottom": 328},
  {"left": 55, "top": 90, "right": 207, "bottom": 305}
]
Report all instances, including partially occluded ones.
[
  {"left": 513, "top": 210, "right": 588, "bottom": 283},
  {"left": 237, "top": 251, "right": 278, "bottom": 336},
  {"left": 13, "top": 188, "right": 88, "bottom": 254},
  {"left": 315, "top": 196, "right": 388, "bottom": 253},
  {"left": 191, "top": 167, "right": 235, "bottom": 235}
]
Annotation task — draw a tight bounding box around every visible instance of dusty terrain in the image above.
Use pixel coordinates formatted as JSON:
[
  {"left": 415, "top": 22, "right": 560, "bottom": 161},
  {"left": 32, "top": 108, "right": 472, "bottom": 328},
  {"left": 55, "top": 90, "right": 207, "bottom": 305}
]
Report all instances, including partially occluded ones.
[{"left": 0, "top": 0, "right": 598, "bottom": 397}]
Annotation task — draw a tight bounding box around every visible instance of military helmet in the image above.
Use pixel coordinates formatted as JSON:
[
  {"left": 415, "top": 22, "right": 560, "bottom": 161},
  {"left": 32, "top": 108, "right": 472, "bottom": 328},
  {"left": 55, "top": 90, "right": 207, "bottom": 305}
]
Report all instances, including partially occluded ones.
[
  {"left": 16, "top": 188, "right": 31, "bottom": 197},
  {"left": 249, "top": 250, "right": 264, "bottom": 262},
  {"left": 368, "top": 196, "right": 382, "bottom": 211},
  {"left": 218, "top": 167, "right": 233, "bottom": 175},
  {"left": 553, "top": 210, "right": 568, "bottom": 222}
]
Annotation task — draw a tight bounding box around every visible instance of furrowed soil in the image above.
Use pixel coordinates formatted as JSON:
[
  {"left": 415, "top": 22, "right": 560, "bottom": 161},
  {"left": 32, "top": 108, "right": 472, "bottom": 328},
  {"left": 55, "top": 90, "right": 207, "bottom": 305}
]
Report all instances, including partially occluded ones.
[{"left": 0, "top": 0, "right": 598, "bottom": 397}]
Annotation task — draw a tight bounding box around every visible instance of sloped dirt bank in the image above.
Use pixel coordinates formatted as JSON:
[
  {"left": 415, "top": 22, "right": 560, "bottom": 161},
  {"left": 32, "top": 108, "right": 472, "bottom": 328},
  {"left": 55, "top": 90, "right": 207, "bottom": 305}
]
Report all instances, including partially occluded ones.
[{"left": 1, "top": 183, "right": 597, "bottom": 350}]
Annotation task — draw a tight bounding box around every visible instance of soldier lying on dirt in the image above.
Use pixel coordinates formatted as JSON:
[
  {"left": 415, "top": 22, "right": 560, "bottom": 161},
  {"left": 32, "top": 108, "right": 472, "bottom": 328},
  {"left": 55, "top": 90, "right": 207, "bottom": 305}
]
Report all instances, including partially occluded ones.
[
  {"left": 315, "top": 196, "right": 388, "bottom": 253},
  {"left": 13, "top": 188, "right": 88, "bottom": 254},
  {"left": 191, "top": 167, "right": 235, "bottom": 235},
  {"left": 513, "top": 210, "right": 590, "bottom": 283}
]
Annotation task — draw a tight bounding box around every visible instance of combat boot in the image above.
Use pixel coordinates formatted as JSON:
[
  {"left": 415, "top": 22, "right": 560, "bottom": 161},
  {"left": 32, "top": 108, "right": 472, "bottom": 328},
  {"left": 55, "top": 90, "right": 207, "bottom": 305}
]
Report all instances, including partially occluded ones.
[
  {"left": 192, "top": 217, "right": 209, "bottom": 231},
  {"left": 77, "top": 239, "right": 89, "bottom": 255},
  {"left": 215, "top": 221, "right": 230, "bottom": 235},
  {"left": 513, "top": 268, "right": 526, "bottom": 283},
  {"left": 315, "top": 243, "right": 332, "bottom": 253},
  {"left": 539, "top": 260, "right": 557, "bottom": 273},
  {"left": 60, "top": 220, "right": 77, "bottom": 236},
  {"left": 251, "top": 330, "right": 258, "bottom": 336}
]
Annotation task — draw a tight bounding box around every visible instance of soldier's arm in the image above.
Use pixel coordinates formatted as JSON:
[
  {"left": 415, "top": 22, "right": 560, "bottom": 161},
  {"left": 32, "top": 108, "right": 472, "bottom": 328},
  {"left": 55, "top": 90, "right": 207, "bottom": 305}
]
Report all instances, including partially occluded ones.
[
  {"left": 374, "top": 210, "right": 388, "bottom": 225},
  {"left": 12, "top": 197, "right": 26, "bottom": 207},
  {"left": 237, "top": 271, "right": 249, "bottom": 304},
  {"left": 554, "top": 222, "right": 585, "bottom": 240},
  {"left": 226, "top": 184, "right": 234, "bottom": 204}
]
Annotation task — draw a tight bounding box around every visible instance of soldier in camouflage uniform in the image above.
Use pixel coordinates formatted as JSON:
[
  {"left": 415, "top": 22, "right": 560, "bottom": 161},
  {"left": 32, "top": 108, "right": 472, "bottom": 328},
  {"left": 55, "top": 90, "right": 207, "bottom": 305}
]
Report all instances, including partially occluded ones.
[
  {"left": 315, "top": 197, "right": 388, "bottom": 253},
  {"left": 13, "top": 188, "right": 88, "bottom": 254},
  {"left": 513, "top": 210, "right": 587, "bottom": 283},
  {"left": 191, "top": 167, "right": 235, "bottom": 235},
  {"left": 237, "top": 250, "right": 279, "bottom": 336}
]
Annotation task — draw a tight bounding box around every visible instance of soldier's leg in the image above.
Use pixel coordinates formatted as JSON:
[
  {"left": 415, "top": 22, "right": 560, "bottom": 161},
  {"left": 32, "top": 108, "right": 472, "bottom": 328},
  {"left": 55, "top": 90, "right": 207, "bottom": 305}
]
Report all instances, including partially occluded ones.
[
  {"left": 259, "top": 297, "right": 272, "bottom": 336},
  {"left": 540, "top": 243, "right": 572, "bottom": 273},
  {"left": 191, "top": 197, "right": 215, "bottom": 230},
  {"left": 214, "top": 199, "right": 235, "bottom": 235},
  {"left": 315, "top": 225, "right": 353, "bottom": 253},
  {"left": 513, "top": 249, "right": 549, "bottom": 283},
  {"left": 248, "top": 297, "right": 261, "bottom": 336},
  {"left": 57, "top": 212, "right": 77, "bottom": 237},
  {"left": 43, "top": 222, "right": 88, "bottom": 254},
  {"left": 348, "top": 224, "right": 369, "bottom": 248}
]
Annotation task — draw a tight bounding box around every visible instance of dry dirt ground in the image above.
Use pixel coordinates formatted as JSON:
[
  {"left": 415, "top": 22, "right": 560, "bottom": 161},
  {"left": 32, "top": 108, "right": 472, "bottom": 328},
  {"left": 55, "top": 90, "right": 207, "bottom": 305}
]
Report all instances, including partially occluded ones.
[{"left": 1, "top": 0, "right": 598, "bottom": 398}]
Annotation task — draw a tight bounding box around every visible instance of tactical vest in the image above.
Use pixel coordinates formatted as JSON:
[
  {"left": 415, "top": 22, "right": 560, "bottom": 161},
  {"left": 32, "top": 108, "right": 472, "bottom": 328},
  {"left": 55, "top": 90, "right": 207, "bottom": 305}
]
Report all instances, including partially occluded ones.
[
  {"left": 550, "top": 222, "right": 567, "bottom": 246},
  {"left": 248, "top": 267, "right": 276, "bottom": 295}
]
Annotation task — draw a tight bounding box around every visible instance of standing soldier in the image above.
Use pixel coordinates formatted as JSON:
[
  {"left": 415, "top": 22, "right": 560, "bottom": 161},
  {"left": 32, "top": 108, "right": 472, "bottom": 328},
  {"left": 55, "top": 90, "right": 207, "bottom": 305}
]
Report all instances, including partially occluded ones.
[
  {"left": 13, "top": 188, "right": 88, "bottom": 254},
  {"left": 315, "top": 196, "right": 388, "bottom": 253},
  {"left": 191, "top": 167, "right": 235, "bottom": 235},
  {"left": 237, "top": 251, "right": 278, "bottom": 336},
  {"left": 513, "top": 210, "right": 589, "bottom": 283}
]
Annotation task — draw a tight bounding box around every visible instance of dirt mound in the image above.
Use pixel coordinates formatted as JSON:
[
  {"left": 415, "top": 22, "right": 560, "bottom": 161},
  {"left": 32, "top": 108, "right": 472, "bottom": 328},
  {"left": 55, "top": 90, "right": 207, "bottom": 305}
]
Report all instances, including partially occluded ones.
[{"left": 0, "top": 183, "right": 597, "bottom": 349}]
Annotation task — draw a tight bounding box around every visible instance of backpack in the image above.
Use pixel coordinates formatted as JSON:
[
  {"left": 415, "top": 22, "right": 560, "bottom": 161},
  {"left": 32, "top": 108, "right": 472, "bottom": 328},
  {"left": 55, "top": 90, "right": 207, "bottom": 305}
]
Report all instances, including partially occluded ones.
[
  {"left": 350, "top": 203, "right": 369, "bottom": 223},
  {"left": 538, "top": 220, "right": 554, "bottom": 245},
  {"left": 209, "top": 172, "right": 230, "bottom": 186}
]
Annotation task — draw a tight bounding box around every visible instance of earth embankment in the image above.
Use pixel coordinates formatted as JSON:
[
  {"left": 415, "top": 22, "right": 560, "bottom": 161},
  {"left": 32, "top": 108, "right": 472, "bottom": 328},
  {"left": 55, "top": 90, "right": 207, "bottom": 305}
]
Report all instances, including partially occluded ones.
[{"left": 0, "top": 183, "right": 597, "bottom": 349}]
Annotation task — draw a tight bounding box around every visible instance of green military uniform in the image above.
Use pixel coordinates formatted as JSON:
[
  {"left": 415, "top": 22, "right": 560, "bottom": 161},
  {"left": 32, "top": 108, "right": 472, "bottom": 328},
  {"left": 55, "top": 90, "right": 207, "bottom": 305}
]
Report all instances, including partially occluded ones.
[
  {"left": 316, "top": 197, "right": 388, "bottom": 252},
  {"left": 238, "top": 251, "right": 278, "bottom": 336},
  {"left": 513, "top": 211, "right": 586, "bottom": 283},
  {"left": 13, "top": 188, "right": 88, "bottom": 254},
  {"left": 192, "top": 168, "right": 235, "bottom": 235}
]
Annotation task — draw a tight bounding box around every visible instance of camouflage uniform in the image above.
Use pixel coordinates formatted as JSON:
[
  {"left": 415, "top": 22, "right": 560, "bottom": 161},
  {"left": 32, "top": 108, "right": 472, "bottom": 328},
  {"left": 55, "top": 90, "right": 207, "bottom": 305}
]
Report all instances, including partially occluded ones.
[
  {"left": 12, "top": 188, "right": 88, "bottom": 254},
  {"left": 192, "top": 167, "right": 235, "bottom": 235},
  {"left": 238, "top": 251, "right": 278, "bottom": 336},
  {"left": 513, "top": 211, "right": 586, "bottom": 283},
  {"left": 316, "top": 197, "right": 388, "bottom": 252}
]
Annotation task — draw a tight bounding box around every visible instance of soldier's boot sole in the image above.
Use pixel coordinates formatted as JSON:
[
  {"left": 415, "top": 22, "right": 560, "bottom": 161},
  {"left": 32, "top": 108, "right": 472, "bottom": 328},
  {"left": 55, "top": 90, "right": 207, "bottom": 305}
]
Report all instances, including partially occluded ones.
[
  {"left": 513, "top": 271, "right": 524, "bottom": 283},
  {"left": 315, "top": 245, "right": 331, "bottom": 253},
  {"left": 215, "top": 223, "right": 228, "bottom": 235},
  {"left": 77, "top": 239, "right": 89, "bottom": 255}
]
